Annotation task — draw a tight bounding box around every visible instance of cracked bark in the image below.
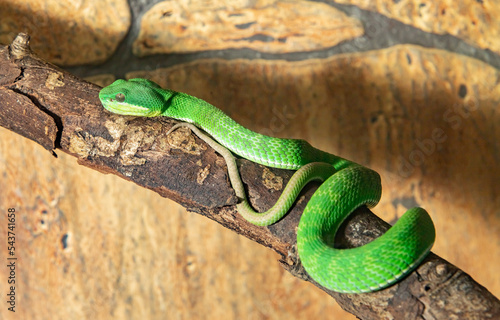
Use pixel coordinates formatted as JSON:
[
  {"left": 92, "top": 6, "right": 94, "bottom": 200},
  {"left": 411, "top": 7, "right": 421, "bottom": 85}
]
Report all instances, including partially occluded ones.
[{"left": 1, "top": 33, "right": 499, "bottom": 320}]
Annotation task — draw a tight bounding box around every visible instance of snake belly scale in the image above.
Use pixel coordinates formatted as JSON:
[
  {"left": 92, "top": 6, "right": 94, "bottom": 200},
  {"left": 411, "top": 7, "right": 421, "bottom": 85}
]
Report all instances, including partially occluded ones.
[{"left": 99, "top": 78, "right": 435, "bottom": 293}]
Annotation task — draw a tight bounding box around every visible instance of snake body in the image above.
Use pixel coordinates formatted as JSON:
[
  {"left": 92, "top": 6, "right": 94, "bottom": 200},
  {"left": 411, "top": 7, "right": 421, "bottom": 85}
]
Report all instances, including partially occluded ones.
[{"left": 99, "top": 78, "right": 435, "bottom": 293}]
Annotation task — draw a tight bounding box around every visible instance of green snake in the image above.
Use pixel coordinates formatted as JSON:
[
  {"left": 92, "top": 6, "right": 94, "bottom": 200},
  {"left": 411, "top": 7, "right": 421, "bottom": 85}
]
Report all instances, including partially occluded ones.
[{"left": 99, "top": 78, "right": 435, "bottom": 293}]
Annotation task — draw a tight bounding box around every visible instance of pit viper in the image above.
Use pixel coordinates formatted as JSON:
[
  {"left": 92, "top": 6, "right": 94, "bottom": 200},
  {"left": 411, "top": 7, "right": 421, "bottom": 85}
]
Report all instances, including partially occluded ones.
[{"left": 99, "top": 78, "right": 435, "bottom": 293}]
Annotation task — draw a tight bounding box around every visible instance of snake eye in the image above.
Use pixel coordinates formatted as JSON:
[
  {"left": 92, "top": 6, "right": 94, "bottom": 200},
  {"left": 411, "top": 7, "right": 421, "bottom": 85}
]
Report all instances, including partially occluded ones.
[{"left": 115, "top": 93, "right": 125, "bottom": 102}]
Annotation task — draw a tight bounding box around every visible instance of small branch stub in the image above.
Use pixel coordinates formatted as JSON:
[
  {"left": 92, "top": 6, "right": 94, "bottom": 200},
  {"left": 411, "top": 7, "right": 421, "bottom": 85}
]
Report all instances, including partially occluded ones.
[{"left": 9, "top": 33, "right": 32, "bottom": 60}]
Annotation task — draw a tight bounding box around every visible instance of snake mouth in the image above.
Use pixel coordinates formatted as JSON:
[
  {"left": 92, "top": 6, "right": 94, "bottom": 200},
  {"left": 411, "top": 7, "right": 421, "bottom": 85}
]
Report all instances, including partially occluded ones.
[{"left": 102, "top": 99, "right": 150, "bottom": 116}]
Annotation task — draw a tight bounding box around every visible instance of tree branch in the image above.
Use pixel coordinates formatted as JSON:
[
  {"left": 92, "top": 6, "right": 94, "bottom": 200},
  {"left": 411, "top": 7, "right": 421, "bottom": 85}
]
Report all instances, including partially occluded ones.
[{"left": 1, "top": 33, "right": 498, "bottom": 319}]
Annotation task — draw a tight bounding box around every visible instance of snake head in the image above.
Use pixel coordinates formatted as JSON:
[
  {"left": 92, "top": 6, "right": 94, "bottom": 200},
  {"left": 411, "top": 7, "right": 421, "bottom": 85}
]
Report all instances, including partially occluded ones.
[{"left": 99, "top": 78, "right": 169, "bottom": 117}]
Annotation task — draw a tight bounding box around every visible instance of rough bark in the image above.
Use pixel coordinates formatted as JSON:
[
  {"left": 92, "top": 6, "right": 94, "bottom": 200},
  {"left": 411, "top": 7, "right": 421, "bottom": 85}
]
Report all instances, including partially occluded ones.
[{"left": 1, "top": 33, "right": 498, "bottom": 320}]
